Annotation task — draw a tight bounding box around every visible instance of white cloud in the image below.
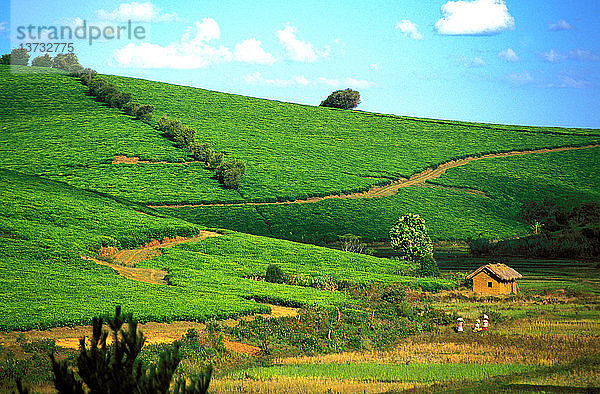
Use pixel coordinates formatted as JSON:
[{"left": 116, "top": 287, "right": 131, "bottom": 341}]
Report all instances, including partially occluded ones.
[
  {"left": 506, "top": 71, "right": 533, "bottom": 85},
  {"left": 295, "top": 75, "right": 311, "bottom": 86},
  {"left": 539, "top": 49, "right": 565, "bottom": 63},
  {"left": 471, "top": 56, "right": 486, "bottom": 67},
  {"left": 370, "top": 63, "right": 379, "bottom": 70},
  {"left": 454, "top": 55, "right": 486, "bottom": 67},
  {"left": 435, "top": 0, "right": 515, "bottom": 35},
  {"left": 498, "top": 48, "right": 519, "bottom": 62},
  {"left": 112, "top": 18, "right": 231, "bottom": 69},
  {"left": 96, "top": 2, "right": 177, "bottom": 22},
  {"left": 394, "top": 20, "right": 424, "bottom": 40},
  {"left": 244, "top": 73, "right": 374, "bottom": 89},
  {"left": 277, "top": 26, "right": 323, "bottom": 62},
  {"left": 554, "top": 76, "right": 591, "bottom": 89},
  {"left": 568, "top": 49, "right": 599, "bottom": 61},
  {"left": 548, "top": 19, "right": 571, "bottom": 31},
  {"left": 233, "top": 38, "right": 276, "bottom": 65},
  {"left": 538, "top": 49, "right": 599, "bottom": 63}
]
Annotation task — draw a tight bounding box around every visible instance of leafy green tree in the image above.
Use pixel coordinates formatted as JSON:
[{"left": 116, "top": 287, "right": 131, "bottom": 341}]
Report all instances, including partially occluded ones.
[
  {"left": 0, "top": 53, "right": 10, "bottom": 65},
  {"left": 52, "top": 53, "right": 80, "bottom": 70},
  {"left": 319, "top": 88, "right": 360, "bottom": 109},
  {"left": 390, "top": 214, "right": 440, "bottom": 277},
  {"left": 31, "top": 54, "right": 53, "bottom": 67},
  {"left": 216, "top": 160, "right": 246, "bottom": 189},
  {"left": 389, "top": 213, "right": 433, "bottom": 262},
  {"left": 418, "top": 252, "right": 440, "bottom": 277},
  {"left": 10, "top": 48, "right": 30, "bottom": 66},
  {"left": 45, "top": 306, "right": 212, "bottom": 393}
]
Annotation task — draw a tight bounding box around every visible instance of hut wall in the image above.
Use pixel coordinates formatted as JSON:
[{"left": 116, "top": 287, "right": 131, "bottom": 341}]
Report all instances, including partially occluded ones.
[{"left": 472, "top": 271, "right": 515, "bottom": 295}]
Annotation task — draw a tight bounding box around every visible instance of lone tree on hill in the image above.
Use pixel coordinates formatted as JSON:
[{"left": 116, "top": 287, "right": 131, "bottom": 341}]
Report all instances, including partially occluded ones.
[
  {"left": 320, "top": 88, "right": 360, "bottom": 110},
  {"left": 9, "top": 48, "right": 30, "bottom": 66},
  {"left": 0, "top": 53, "right": 10, "bottom": 65},
  {"left": 390, "top": 213, "right": 439, "bottom": 277}
]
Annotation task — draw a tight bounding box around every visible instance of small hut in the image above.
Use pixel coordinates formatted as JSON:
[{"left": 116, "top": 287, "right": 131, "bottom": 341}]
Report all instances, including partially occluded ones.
[{"left": 466, "top": 263, "right": 522, "bottom": 295}]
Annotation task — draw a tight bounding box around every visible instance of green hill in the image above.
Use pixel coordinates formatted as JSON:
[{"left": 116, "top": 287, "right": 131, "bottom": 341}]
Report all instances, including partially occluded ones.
[
  {"left": 1, "top": 65, "right": 599, "bottom": 246},
  {"left": 0, "top": 168, "right": 451, "bottom": 330}
]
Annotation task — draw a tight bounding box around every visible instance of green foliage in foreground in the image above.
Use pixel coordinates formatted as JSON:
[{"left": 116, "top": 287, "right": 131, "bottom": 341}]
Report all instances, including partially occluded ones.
[
  {"left": 229, "top": 362, "right": 533, "bottom": 382},
  {"left": 0, "top": 169, "right": 449, "bottom": 330},
  {"left": 48, "top": 307, "right": 212, "bottom": 394}
]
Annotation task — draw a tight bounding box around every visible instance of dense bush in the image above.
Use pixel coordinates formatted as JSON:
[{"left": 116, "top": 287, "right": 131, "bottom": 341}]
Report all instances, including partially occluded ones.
[
  {"left": 216, "top": 160, "right": 246, "bottom": 189},
  {"left": 190, "top": 142, "right": 224, "bottom": 168},
  {"left": 31, "top": 54, "right": 53, "bottom": 67},
  {"left": 319, "top": 88, "right": 360, "bottom": 110},
  {"left": 0, "top": 54, "right": 9, "bottom": 65},
  {"left": 518, "top": 199, "right": 570, "bottom": 232},
  {"left": 265, "top": 264, "right": 287, "bottom": 284},
  {"left": 123, "top": 101, "right": 154, "bottom": 122},
  {"left": 52, "top": 53, "right": 80, "bottom": 71},
  {"left": 418, "top": 253, "right": 440, "bottom": 277}
]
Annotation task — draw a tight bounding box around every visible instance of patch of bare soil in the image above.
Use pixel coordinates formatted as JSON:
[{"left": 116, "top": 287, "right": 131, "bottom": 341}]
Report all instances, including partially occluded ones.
[
  {"left": 0, "top": 304, "right": 298, "bottom": 357},
  {"left": 149, "top": 144, "right": 598, "bottom": 208},
  {"left": 112, "top": 155, "right": 196, "bottom": 165},
  {"left": 84, "top": 231, "right": 221, "bottom": 285}
]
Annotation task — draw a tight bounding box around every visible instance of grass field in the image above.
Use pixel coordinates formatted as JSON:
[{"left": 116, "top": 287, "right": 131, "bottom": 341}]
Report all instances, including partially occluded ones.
[
  {"left": 2, "top": 65, "right": 599, "bottom": 244},
  {"left": 0, "top": 167, "right": 453, "bottom": 330},
  {"left": 430, "top": 147, "right": 600, "bottom": 204}
]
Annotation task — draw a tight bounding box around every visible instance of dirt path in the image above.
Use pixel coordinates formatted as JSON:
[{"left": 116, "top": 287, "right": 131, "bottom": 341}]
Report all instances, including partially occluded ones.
[
  {"left": 0, "top": 304, "right": 298, "bottom": 356},
  {"left": 83, "top": 231, "right": 221, "bottom": 284},
  {"left": 149, "top": 144, "right": 599, "bottom": 209}
]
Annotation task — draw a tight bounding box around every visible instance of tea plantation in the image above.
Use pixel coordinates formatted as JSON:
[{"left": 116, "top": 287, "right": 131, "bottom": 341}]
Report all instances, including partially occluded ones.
[{"left": 0, "top": 168, "right": 451, "bottom": 330}]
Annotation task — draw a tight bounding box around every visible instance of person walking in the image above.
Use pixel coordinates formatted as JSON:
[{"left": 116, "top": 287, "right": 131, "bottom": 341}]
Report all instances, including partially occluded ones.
[
  {"left": 457, "top": 317, "right": 464, "bottom": 333},
  {"left": 473, "top": 319, "right": 482, "bottom": 332},
  {"left": 483, "top": 314, "right": 489, "bottom": 332}
]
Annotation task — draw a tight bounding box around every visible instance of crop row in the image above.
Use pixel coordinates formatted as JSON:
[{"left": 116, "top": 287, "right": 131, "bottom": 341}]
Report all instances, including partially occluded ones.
[
  {"left": 102, "top": 74, "right": 600, "bottom": 203},
  {"left": 0, "top": 168, "right": 451, "bottom": 330}
]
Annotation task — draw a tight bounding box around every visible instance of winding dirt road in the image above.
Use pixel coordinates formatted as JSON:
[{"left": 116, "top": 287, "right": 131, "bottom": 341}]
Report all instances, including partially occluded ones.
[
  {"left": 82, "top": 230, "right": 221, "bottom": 285},
  {"left": 149, "top": 144, "right": 599, "bottom": 209}
]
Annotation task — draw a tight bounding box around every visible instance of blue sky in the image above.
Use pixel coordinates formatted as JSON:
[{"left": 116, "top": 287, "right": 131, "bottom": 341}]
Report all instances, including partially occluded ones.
[{"left": 1, "top": 0, "right": 599, "bottom": 128}]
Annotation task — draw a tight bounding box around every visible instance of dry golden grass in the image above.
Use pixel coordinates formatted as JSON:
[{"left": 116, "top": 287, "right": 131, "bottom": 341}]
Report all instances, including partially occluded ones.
[
  {"left": 276, "top": 332, "right": 599, "bottom": 367},
  {"left": 496, "top": 318, "right": 600, "bottom": 336},
  {"left": 210, "top": 376, "right": 421, "bottom": 393}
]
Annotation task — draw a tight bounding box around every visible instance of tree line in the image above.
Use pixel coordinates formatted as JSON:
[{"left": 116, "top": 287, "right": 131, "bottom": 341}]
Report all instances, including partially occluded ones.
[
  {"left": 74, "top": 68, "right": 245, "bottom": 189},
  {"left": 1, "top": 48, "right": 83, "bottom": 73}
]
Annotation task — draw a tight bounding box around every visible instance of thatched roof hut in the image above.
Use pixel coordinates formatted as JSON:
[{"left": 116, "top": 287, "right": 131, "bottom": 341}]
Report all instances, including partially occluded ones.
[{"left": 466, "top": 263, "right": 522, "bottom": 295}]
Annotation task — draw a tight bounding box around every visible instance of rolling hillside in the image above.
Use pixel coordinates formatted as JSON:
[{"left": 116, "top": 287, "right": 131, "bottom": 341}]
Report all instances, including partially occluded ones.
[
  {"left": 1, "top": 167, "right": 453, "bottom": 330},
  {"left": 1, "top": 65, "right": 599, "bottom": 246}
]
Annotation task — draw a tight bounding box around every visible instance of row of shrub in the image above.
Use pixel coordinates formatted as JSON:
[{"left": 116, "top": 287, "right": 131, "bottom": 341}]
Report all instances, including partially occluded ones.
[
  {"left": 1, "top": 48, "right": 84, "bottom": 73},
  {"left": 76, "top": 69, "right": 156, "bottom": 123},
  {"left": 156, "top": 115, "right": 246, "bottom": 189}
]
